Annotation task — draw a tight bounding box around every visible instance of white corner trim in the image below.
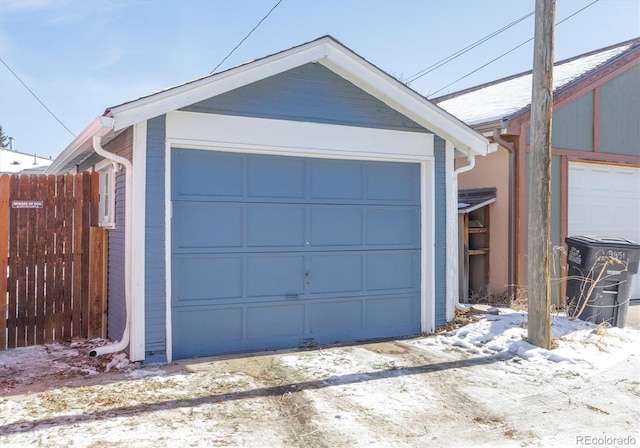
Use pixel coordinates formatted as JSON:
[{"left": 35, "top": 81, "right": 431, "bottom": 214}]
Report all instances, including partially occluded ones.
[
  {"left": 164, "top": 139, "right": 173, "bottom": 364},
  {"left": 166, "top": 111, "right": 434, "bottom": 161},
  {"left": 421, "top": 160, "right": 436, "bottom": 334},
  {"left": 130, "top": 121, "right": 147, "bottom": 362},
  {"left": 445, "top": 141, "right": 458, "bottom": 323}
]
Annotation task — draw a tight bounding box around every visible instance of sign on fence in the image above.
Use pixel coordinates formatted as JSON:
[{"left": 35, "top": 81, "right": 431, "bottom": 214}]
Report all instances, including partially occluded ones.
[{"left": 11, "top": 200, "right": 44, "bottom": 209}]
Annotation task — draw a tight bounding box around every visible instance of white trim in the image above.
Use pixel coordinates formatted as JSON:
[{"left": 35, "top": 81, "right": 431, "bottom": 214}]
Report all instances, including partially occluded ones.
[
  {"left": 165, "top": 138, "right": 173, "bottom": 364},
  {"left": 104, "top": 37, "right": 488, "bottom": 156},
  {"left": 97, "top": 163, "right": 116, "bottom": 229},
  {"left": 445, "top": 141, "right": 458, "bottom": 322},
  {"left": 166, "top": 112, "right": 434, "bottom": 161},
  {"left": 164, "top": 118, "right": 438, "bottom": 358},
  {"left": 421, "top": 160, "right": 436, "bottom": 333},
  {"left": 129, "top": 121, "right": 147, "bottom": 361},
  {"left": 318, "top": 47, "right": 489, "bottom": 157}
]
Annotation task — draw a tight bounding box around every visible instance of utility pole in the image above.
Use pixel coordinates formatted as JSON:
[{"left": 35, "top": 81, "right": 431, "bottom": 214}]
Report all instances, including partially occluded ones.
[{"left": 528, "top": 0, "right": 555, "bottom": 349}]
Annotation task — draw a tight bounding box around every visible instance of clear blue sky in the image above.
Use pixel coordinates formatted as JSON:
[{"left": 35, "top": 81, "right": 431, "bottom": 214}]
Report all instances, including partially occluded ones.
[{"left": 1, "top": 0, "right": 638, "bottom": 159}]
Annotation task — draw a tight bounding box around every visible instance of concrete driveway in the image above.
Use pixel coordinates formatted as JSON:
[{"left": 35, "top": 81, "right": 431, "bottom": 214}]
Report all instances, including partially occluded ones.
[{"left": 1, "top": 310, "right": 639, "bottom": 448}]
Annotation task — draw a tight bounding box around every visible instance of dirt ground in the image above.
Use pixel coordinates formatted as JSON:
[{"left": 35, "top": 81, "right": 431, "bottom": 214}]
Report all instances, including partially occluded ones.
[{"left": 1, "top": 311, "right": 639, "bottom": 448}]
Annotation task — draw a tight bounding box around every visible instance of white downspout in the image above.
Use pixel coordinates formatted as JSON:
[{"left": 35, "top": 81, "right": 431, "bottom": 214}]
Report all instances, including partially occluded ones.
[
  {"left": 90, "top": 134, "right": 133, "bottom": 357},
  {"left": 453, "top": 154, "right": 476, "bottom": 311}
]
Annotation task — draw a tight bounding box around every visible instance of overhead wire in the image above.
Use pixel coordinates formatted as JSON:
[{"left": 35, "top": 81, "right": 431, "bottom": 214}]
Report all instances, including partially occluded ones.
[
  {"left": 210, "top": 0, "right": 283, "bottom": 74},
  {"left": 0, "top": 56, "right": 76, "bottom": 138},
  {"left": 406, "top": 10, "right": 535, "bottom": 85},
  {"left": 427, "top": 0, "right": 600, "bottom": 98}
]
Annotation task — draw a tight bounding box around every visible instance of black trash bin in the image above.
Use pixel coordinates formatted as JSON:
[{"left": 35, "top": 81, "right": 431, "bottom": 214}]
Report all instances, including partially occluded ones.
[{"left": 565, "top": 236, "right": 640, "bottom": 328}]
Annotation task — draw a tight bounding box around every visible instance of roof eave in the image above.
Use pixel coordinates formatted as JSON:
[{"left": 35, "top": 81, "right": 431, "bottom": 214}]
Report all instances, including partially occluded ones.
[
  {"left": 45, "top": 116, "right": 114, "bottom": 174},
  {"left": 319, "top": 48, "right": 490, "bottom": 156},
  {"left": 106, "top": 36, "right": 490, "bottom": 156}
]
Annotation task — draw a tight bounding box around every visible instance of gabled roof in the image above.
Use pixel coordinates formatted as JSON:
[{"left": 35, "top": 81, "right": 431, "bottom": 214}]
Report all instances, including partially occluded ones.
[
  {"left": 433, "top": 38, "right": 640, "bottom": 128},
  {"left": 47, "top": 36, "right": 491, "bottom": 174}
]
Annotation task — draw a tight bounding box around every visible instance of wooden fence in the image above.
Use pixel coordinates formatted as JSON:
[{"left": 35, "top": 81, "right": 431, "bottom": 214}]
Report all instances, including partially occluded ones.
[{"left": 0, "top": 172, "right": 108, "bottom": 350}]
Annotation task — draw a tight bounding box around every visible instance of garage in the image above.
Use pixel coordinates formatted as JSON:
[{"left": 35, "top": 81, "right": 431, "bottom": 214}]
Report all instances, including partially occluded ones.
[
  {"left": 46, "top": 36, "right": 493, "bottom": 363},
  {"left": 171, "top": 148, "right": 422, "bottom": 359},
  {"left": 568, "top": 161, "right": 640, "bottom": 299}
]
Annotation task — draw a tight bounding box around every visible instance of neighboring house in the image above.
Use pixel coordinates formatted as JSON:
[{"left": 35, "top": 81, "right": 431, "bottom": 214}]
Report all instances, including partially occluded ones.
[
  {"left": 434, "top": 38, "right": 640, "bottom": 303},
  {"left": 46, "top": 36, "right": 493, "bottom": 363},
  {"left": 0, "top": 146, "right": 53, "bottom": 174}
]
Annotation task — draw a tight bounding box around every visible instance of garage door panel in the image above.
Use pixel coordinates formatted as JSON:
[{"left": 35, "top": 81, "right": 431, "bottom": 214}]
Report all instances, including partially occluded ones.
[
  {"left": 367, "top": 208, "right": 420, "bottom": 246},
  {"left": 310, "top": 300, "right": 362, "bottom": 334},
  {"left": 367, "top": 296, "right": 416, "bottom": 328},
  {"left": 366, "top": 163, "right": 420, "bottom": 202},
  {"left": 247, "top": 155, "right": 306, "bottom": 199},
  {"left": 173, "top": 203, "right": 243, "bottom": 250},
  {"left": 174, "top": 306, "right": 243, "bottom": 343},
  {"left": 309, "top": 254, "right": 363, "bottom": 294},
  {"left": 311, "top": 159, "right": 363, "bottom": 200},
  {"left": 173, "top": 255, "right": 243, "bottom": 303},
  {"left": 246, "top": 255, "right": 305, "bottom": 298},
  {"left": 247, "top": 205, "right": 306, "bottom": 247},
  {"left": 172, "top": 150, "right": 244, "bottom": 199},
  {"left": 247, "top": 304, "right": 305, "bottom": 339},
  {"left": 366, "top": 251, "right": 420, "bottom": 291},
  {"left": 311, "top": 207, "right": 363, "bottom": 246}
]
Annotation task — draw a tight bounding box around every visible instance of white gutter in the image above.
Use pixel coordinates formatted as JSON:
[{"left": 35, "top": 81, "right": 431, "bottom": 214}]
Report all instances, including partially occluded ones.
[
  {"left": 452, "top": 153, "right": 476, "bottom": 311},
  {"left": 89, "top": 130, "right": 133, "bottom": 357}
]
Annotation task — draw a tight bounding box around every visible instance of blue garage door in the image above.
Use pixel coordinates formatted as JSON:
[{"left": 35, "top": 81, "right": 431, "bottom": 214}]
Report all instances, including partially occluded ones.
[{"left": 171, "top": 149, "right": 421, "bottom": 359}]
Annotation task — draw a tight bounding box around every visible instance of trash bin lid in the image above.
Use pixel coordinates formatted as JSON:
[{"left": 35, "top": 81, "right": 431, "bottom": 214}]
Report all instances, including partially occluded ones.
[{"left": 565, "top": 235, "right": 640, "bottom": 249}]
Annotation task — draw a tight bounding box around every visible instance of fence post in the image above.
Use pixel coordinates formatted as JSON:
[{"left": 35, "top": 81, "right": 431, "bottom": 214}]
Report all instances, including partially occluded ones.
[{"left": 0, "top": 175, "right": 9, "bottom": 350}]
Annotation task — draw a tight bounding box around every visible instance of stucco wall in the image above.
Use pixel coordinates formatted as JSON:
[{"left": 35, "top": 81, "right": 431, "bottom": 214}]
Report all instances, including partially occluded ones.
[{"left": 456, "top": 146, "right": 510, "bottom": 296}]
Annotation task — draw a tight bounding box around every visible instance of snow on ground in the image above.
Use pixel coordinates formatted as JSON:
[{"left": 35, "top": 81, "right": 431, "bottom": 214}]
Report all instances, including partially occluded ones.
[{"left": 1, "top": 309, "right": 639, "bottom": 448}]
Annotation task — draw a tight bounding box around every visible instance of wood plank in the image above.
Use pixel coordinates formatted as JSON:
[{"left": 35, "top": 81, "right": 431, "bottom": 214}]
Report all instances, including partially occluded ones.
[
  {"left": 7, "top": 175, "right": 18, "bottom": 348},
  {"left": 80, "top": 172, "right": 91, "bottom": 337},
  {"left": 44, "top": 175, "right": 57, "bottom": 343},
  {"left": 21, "top": 175, "right": 36, "bottom": 347},
  {"left": 53, "top": 175, "right": 66, "bottom": 342},
  {"left": 62, "top": 174, "right": 74, "bottom": 341},
  {"left": 15, "top": 175, "right": 29, "bottom": 347},
  {"left": 0, "top": 175, "right": 10, "bottom": 350},
  {"left": 88, "top": 227, "right": 107, "bottom": 339},
  {"left": 72, "top": 174, "right": 83, "bottom": 338},
  {"left": 90, "top": 171, "right": 99, "bottom": 226},
  {"left": 35, "top": 175, "right": 47, "bottom": 345}
]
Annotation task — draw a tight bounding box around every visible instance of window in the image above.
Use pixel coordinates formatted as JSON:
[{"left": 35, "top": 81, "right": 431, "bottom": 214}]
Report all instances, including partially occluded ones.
[{"left": 97, "top": 162, "right": 116, "bottom": 228}]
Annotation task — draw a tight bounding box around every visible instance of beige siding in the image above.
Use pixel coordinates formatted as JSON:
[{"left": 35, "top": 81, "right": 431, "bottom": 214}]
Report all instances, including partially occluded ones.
[{"left": 457, "top": 146, "right": 510, "bottom": 295}]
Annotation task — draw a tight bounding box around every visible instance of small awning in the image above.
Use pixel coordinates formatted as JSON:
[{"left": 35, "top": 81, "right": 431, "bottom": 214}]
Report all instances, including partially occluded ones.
[{"left": 458, "top": 187, "right": 496, "bottom": 214}]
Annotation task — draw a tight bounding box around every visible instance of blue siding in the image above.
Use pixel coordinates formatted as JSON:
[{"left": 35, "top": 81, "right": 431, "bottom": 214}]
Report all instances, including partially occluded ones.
[
  {"left": 181, "top": 63, "right": 428, "bottom": 133},
  {"left": 145, "top": 115, "right": 167, "bottom": 356},
  {"left": 434, "top": 137, "right": 447, "bottom": 327},
  {"left": 107, "top": 169, "right": 126, "bottom": 340},
  {"left": 105, "top": 128, "right": 133, "bottom": 342}
]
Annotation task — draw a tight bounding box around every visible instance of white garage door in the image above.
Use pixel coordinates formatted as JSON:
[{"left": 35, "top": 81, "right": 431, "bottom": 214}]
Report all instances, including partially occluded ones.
[{"left": 568, "top": 162, "right": 640, "bottom": 299}]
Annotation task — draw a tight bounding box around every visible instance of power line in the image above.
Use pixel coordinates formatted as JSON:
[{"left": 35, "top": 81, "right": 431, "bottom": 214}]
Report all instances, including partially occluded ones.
[
  {"left": 406, "top": 10, "right": 535, "bottom": 84},
  {"left": 428, "top": 0, "right": 600, "bottom": 98},
  {"left": 0, "top": 56, "right": 76, "bottom": 138},
  {"left": 211, "top": 0, "right": 283, "bottom": 74}
]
